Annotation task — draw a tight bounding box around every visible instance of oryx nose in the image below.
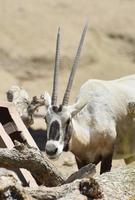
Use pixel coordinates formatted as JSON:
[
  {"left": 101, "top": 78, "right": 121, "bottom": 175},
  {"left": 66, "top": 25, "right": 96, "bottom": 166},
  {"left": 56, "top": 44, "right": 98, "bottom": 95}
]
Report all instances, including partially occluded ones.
[{"left": 45, "top": 143, "right": 58, "bottom": 156}]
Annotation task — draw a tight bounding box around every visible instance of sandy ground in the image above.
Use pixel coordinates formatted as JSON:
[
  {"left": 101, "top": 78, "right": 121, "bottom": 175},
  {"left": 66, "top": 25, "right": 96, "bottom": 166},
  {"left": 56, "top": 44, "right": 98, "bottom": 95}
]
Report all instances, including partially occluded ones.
[{"left": 0, "top": 0, "right": 135, "bottom": 178}]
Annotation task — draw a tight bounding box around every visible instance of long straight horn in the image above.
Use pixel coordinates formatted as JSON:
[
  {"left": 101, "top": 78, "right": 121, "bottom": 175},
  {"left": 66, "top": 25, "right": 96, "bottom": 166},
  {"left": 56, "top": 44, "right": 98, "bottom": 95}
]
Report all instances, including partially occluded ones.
[
  {"left": 51, "top": 27, "right": 60, "bottom": 105},
  {"left": 62, "top": 23, "right": 88, "bottom": 106}
]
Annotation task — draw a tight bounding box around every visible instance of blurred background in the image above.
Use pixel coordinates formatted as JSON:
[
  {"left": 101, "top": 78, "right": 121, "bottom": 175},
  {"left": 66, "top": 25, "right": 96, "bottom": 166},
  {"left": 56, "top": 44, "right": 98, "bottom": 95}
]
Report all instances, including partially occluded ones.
[
  {"left": 1, "top": 0, "right": 135, "bottom": 102},
  {"left": 0, "top": 0, "right": 135, "bottom": 176}
]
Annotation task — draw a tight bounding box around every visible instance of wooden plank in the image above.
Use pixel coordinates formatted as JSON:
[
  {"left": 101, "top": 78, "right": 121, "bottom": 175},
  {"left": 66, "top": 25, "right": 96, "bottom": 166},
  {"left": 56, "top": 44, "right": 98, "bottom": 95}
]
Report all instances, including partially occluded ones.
[
  {"left": 0, "top": 123, "right": 38, "bottom": 187},
  {"left": 0, "top": 123, "right": 14, "bottom": 149},
  {"left": 0, "top": 103, "right": 38, "bottom": 187},
  {"left": 0, "top": 101, "right": 39, "bottom": 148}
]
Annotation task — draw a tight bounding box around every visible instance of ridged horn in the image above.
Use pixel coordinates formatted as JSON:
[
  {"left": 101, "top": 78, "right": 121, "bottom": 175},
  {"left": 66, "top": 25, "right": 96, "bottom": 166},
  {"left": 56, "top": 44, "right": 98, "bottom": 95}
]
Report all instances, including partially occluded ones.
[
  {"left": 51, "top": 27, "right": 60, "bottom": 105},
  {"left": 62, "top": 23, "right": 88, "bottom": 106}
]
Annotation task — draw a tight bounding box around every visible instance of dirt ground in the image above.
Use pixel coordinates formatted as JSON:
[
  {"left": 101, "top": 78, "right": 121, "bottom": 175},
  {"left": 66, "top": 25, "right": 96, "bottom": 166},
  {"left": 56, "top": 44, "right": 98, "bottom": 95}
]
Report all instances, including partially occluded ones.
[{"left": 1, "top": 0, "right": 135, "bottom": 178}]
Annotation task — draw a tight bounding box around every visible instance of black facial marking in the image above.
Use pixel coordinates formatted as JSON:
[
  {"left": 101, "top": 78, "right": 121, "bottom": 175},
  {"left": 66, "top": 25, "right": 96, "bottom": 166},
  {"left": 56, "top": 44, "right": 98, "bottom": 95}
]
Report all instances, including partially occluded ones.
[
  {"left": 63, "top": 119, "right": 72, "bottom": 151},
  {"left": 52, "top": 106, "right": 59, "bottom": 113},
  {"left": 58, "top": 105, "right": 62, "bottom": 112},
  {"left": 52, "top": 105, "right": 63, "bottom": 113},
  {"left": 49, "top": 120, "right": 60, "bottom": 140}
]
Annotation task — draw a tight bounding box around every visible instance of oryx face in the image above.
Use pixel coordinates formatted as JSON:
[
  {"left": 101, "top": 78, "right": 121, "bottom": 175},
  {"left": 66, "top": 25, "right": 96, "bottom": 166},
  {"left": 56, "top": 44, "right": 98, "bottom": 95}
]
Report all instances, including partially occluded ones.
[
  {"left": 43, "top": 23, "right": 88, "bottom": 159},
  {"left": 45, "top": 106, "right": 72, "bottom": 159}
]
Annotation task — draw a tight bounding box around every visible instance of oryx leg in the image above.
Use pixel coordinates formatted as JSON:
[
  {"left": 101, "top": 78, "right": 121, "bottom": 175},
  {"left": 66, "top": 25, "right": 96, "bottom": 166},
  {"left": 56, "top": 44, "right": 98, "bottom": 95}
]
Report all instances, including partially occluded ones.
[
  {"left": 75, "top": 156, "right": 86, "bottom": 169},
  {"left": 100, "top": 150, "right": 114, "bottom": 174},
  {"left": 100, "top": 126, "right": 116, "bottom": 174},
  {"left": 100, "top": 141, "right": 115, "bottom": 174},
  {"left": 75, "top": 156, "right": 101, "bottom": 170}
]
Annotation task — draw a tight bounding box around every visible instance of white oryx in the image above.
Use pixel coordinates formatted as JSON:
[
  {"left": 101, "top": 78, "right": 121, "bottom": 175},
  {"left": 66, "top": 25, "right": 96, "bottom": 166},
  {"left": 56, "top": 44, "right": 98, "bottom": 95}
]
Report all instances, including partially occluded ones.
[{"left": 42, "top": 24, "right": 135, "bottom": 174}]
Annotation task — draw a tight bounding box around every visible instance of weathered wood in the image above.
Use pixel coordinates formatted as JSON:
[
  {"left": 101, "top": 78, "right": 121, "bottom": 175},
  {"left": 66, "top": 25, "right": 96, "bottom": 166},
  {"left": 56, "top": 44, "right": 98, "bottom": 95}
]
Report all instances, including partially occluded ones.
[
  {"left": 0, "top": 169, "right": 32, "bottom": 200},
  {"left": 0, "top": 141, "right": 97, "bottom": 187},
  {"left": 26, "top": 162, "right": 135, "bottom": 200},
  {"left": 0, "top": 141, "right": 65, "bottom": 186},
  {"left": 7, "top": 86, "right": 45, "bottom": 127},
  {"left": 7, "top": 86, "right": 33, "bottom": 127},
  {"left": 0, "top": 141, "right": 98, "bottom": 186},
  {"left": 26, "top": 178, "right": 101, "bottom": 200},
  {"left": 65, "top": 163, "right": 96, "bottom": 184},
  {"left": 0, "top": 101, "right": 63, "bottom": 186},
  {"left": 0, "top": 101, "right": 47, "bottom": 186},
  {"left": 95, "top": 162, "right": 135, "bottom": 200},
  {"left": 0, "top": 123, "right": 38, "bottom": 187},
  {"left": 0, "top": 101, "right": 38, "bottom": 147},
  {"left": 0, "top": 158, "right": 135, "bottom": 199},
  {"left": 0, "top": 169, "right": 101, "bottom": 200},
  {"left": 20, "top": 162, "right": 135, "bottom": 200},
  {"left": 0, "top": 125, "right": 135, "bottom": 199}
]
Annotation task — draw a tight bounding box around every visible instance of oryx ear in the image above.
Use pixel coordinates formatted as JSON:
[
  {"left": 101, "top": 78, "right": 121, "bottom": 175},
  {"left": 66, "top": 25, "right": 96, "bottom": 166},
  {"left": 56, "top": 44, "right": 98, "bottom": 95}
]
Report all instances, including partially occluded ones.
[
  {"left": 69, "top": 102, "right": 86, "bottom": 118},
  {"left": 40, "top": 91, "right": 51, "bottom": 110}
]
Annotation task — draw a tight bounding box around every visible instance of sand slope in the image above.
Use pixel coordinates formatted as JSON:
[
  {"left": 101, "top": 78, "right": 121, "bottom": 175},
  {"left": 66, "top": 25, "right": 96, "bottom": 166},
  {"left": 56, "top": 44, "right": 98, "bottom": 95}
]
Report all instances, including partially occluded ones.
[{"left": 0, "top": 0, "right": 135, "bottom": 101}]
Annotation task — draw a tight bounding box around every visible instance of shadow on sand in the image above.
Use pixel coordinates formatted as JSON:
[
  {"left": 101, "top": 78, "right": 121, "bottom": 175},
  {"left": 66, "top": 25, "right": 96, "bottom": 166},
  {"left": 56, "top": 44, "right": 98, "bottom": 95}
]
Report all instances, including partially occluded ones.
[{"left": 28, "top": 127, "right": 47, "bottom": 151}]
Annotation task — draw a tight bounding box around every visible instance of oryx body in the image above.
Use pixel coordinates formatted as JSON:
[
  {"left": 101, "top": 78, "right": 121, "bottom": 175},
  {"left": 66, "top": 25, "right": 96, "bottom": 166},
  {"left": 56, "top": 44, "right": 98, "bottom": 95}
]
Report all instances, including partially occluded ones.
[
  {"left": 66, "top": 76, "right": 135, "bottom": 168},
  {"left": 43, "top": 24, "right": 135, "bottom": 173}
]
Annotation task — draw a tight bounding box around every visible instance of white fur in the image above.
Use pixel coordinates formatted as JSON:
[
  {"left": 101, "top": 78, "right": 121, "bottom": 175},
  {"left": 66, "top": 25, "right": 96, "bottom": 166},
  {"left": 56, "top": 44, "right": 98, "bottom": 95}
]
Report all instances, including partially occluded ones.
[
  {"left": 67, "top": 74, "right": 135, "bottom": 163},
  {"left": 45, "top": 140, "right": 64, "bottom": 159},
  {"left": 45, "top": 74, "right": 135, "bottom": 164}
]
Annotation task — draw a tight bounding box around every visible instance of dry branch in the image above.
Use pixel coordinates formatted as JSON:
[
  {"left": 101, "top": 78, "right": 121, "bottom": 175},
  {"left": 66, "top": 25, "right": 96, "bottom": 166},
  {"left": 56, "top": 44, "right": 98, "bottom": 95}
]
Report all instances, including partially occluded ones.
[
  {"left": 26, "top": 178, "right": 101, "bottom": 200},
  {"left": 65, "top": 163, "right": 96, "bottom": 184},
  {"left": 26, "top": 161, "right": 135, "bottom": 200},
  {"left": 0, "top": 141, "right": 97, "bottom": 187},
  {"left": 0, "top": 142, "right": 135, "bottom": 199},
  {"left": 0, "top": 151, "right": 135, "bottom": 199},
  {"left": 0, "top": 169, "right": 32, "bottom": 200},
  {"left": 6, "top": 86, "right": 45, "bottom": 127},
  {"left": 0, "top": 141, "right": 65, "bottom": 186},
  {"left": 0, "top": 169, "right": 101, "bottom": 200},
  {"left": 26, "top": 162, "right": 135, "bottom": 200}
]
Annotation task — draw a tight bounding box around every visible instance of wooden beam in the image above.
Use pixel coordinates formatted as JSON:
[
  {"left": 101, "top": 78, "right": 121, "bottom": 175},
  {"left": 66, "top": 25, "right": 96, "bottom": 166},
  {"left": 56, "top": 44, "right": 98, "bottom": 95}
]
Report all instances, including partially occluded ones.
[{"left": 0, "top": 123, "right": 38, "bottom": 187}]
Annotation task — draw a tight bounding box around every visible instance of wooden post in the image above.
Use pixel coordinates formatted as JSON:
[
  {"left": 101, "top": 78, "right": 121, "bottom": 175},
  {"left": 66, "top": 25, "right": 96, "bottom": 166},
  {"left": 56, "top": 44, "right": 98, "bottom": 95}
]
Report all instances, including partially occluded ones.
[{"left": 0, "top": 101, "right": 38, "bottom": 187}]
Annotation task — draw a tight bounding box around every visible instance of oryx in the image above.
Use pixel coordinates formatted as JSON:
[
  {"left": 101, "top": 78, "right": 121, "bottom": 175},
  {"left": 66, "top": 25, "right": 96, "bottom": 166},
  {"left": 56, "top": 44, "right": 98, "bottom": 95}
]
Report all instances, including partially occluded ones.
[{"left": 42, "top": 24, "right": 135, "bottom": 174}]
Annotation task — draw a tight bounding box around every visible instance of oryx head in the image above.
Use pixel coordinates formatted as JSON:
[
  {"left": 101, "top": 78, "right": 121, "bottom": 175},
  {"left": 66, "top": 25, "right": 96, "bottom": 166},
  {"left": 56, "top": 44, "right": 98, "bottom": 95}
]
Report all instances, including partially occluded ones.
[{"left": 43, "top": 24, "right": 88, "bottom": 159}]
